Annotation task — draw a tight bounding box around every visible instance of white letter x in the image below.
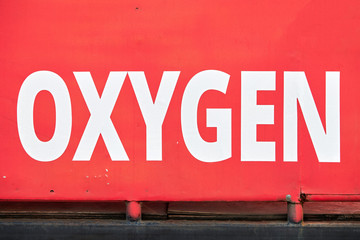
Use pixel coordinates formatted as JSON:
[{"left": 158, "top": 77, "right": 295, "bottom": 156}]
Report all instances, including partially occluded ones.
[{"left": 73, "top": 72, "right": 129, "bottom": 161}]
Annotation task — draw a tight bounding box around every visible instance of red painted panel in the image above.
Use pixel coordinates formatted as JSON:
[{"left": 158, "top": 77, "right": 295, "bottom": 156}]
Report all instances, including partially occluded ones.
[{"left": 0, "top": 0, "right": 359, "bottom": 201}]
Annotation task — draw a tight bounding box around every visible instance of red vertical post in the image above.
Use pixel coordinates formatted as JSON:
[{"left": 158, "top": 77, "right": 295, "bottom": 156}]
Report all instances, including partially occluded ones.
[
  {"left": 286, "top": 195, "right": 303, "bottom": 224},
  {"left": 126, "top": 201, "right": 141, "bottom": 222}
]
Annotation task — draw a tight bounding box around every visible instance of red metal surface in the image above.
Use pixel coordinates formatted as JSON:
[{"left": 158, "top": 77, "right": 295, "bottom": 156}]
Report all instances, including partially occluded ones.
[{"left": 0, "top": 1, "right": 360, "bottom": 201}]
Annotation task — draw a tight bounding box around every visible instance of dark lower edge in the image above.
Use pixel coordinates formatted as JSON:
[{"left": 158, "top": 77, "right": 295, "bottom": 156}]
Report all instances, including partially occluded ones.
[{"left": 1, "top": 219, "right": 360, "bottom": 240}]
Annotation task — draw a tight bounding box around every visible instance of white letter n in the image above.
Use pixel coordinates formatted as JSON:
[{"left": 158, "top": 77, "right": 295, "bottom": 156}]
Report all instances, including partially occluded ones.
[{"left": 284, "top": 71, "right": 340, "bottom": 162}]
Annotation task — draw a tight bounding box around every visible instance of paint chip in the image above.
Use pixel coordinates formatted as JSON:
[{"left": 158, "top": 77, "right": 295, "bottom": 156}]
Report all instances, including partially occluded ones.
[
  {"left": 2, "top": 176, "right": 6, "bottom": 179},
  {"left": 105, "top": 169, "right": 109, "bottom": 172}
]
